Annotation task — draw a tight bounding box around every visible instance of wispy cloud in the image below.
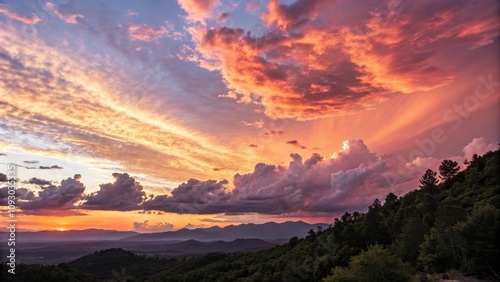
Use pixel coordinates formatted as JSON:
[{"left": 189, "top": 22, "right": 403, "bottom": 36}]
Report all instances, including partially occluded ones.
[
  {"left": 46, "top": 2, "right": 84, "bottom": 24},
  {"left": 0, "top": 23, "right": 251, "bottom": 183},
  {"left": 128, "top": 24, "right": 168, "bottom": 42},
  {"left": 0, "top": 4, "right": 41, "bottom": 24},
  {"left": 242, "top": 120, "right": 265, "bottom": 128},
  {"left": 286, "top": 140, "right": 307, "bottom": 149}
]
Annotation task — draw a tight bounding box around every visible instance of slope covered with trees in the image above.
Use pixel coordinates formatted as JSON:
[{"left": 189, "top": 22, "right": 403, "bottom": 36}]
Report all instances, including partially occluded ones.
[{"left": 1, "top": 149, "right": 499, "bottom": 281}]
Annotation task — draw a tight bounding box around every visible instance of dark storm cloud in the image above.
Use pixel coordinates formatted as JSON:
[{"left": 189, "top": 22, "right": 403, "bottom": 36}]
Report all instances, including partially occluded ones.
[{"left": 83, "top": 173, "right": 146, "bottom": 210}]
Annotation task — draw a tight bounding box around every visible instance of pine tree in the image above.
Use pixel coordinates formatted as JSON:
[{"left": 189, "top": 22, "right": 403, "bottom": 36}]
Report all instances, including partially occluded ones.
[{"left": 439, "top": 159, "right": 460, "bottom": 181}]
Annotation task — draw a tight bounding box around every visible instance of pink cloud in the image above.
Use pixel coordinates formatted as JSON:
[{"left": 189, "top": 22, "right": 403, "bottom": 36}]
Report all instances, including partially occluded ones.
[
  {"left": 463, "top": 137, "right": 497, "bottom": 160},
  {"left": 178, "top": 0, "right": 219, "bottom": 23},
  {"left": 46, "top": 2, "right": 83, "bottom": 24},
  {"left": 128, "top": 24, "right": 168, "bottom": 42},
  {"left": 0, "top": 4, "right": 41, "bottom": 24}
]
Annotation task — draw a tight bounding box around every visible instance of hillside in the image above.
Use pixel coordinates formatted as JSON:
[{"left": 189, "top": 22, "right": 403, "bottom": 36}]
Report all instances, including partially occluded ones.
[{"left": 1, "top": 149, "right": 498, "bottom": 281}]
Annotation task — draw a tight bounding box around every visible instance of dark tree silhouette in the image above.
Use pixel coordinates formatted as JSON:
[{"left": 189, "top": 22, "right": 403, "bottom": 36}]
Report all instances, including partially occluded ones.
[
  {"left": 419, "top": 169, "right": 438, "bottom": 189},
  {"left": 439, "top": 159, "right": 460, "bottom": 181}
]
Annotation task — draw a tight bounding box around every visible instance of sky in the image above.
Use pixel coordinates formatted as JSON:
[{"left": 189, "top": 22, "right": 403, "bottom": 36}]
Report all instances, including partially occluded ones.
[{"left": 0, "top": 0, "right": 499, "bottom": 232}]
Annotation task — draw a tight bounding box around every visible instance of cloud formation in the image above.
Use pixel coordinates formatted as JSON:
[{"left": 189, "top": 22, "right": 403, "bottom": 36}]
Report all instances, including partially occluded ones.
[
  {"left": 0, "top": 22, "right": 251, "bottom": 183},
  {"left": 264, "top": 130, "right": 284, "bottom": 136},
  {"left": 286, "top": 140, "right": 307, "bottom": 149},
  {"left": 178, "top": 0, "right": 219, "bottom": 23},
  {"left": 12, "top": 138, "right": 496, "bottom": 216},
  {"left": 462, "top": 137, "right": 497, "bottom": 160},
  {"left": 128, "top": 24, "right": 168, "bottom": 42},
  {"left": 39, "top": 165, "right": 64, "bottom": 170},
  {"left": 0, "top": 4, "right": 41, "bottom": 24},
  {"left": 0, "top": 187, "right": 34, "bottom": 206},
  {"left": 83, "top": 173, "right": 146, "bottom": 210},
  {"left": 242, "top": 120, "right": 265, "bottom": 128},
  {"left": 46, "top": 2, "right": 84, "bottom": 24},
  {"left": 183, "top": 0, "right": 500, "bottom": 120},
  {"left": 133, "top": 220, "right": 175, "bottom": 232},
  {"left": 143, "top": 178, "right": 231, "bottom": 214},
  {"left": 25, "top": 177, "right": 52, "bottom": 186},
  {"left": 18, "top": 175, "right": 85, "bottom": 211},
  {"left": 142, "top": 139, "right": 432, "bottom": 215}
]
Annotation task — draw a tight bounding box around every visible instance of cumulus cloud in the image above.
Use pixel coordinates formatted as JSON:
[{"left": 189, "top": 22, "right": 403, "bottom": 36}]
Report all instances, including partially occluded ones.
[
  {"left": 12, "top": 138, "right": 494, "bottom": 215},
  {"left": 0, "top": 187, "right": 34, "bottom": 199},
  {"left": 128, "top": 24, "right": 169, "bottom": 42},
  {"left": 182, "top": 0, "right": 499, "bottom": 120},
  {"left": 0, "top": 4, "right": 41, "bottom": 24},
  {"left": 18, "top": 175, "right": 85, "bottom": 210},
  {"left": 178, "top": 0, "right": 219, "bottom": 23},
  {"left": 142, "top": 139, "right": 431, "bottom": 215},
  {"left": 463, "top": 137, "right": 498, "bottom": 160},
  {"left": 143, "top": 178, "right": 231, "bottom": 214},
  {"left": 133, "top": 220, "right": 175, "bottom": 233},
  {"left": 83, "top": 173, "right": 146, "bottom": 210}
]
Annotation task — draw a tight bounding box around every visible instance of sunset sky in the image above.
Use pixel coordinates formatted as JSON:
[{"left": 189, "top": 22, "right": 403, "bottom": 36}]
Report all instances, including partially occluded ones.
[{"left": 0, "top": 0, "right": 499, "bottom": 232}]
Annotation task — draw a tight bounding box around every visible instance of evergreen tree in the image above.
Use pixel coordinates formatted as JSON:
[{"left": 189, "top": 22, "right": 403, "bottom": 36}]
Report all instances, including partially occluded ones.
[
  {"left": 439, "top": 159, "right": 460, "bottom": 181},
  {"left": 419, "top": 169, "right": 438, "bottom": 189}
]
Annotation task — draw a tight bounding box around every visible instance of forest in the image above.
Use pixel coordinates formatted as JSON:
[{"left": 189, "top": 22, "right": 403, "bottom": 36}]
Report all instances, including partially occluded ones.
[{"left": 1, "top": 149, "right": 499, "bottom": 282}]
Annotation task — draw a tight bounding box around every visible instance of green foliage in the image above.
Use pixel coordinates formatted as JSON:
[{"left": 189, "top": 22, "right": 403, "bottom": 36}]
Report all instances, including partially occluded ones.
[
  {"left": 0, "top": 263, "right": 103, "bottom": 282},
  {"left": 455, "top": 203, "right": 500, "bottom": 277},
  {"left": 419, "top": 169, "right": 438, "bottom": 190},
  {"left": 439, "top": 159, "right": 460, "bottom": 181},
  {"left": 323, "top": 245, "right": 413, "bottom": 282}
]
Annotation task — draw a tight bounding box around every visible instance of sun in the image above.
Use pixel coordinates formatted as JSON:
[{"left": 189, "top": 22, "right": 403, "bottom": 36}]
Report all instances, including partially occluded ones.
[{"left": 57, "top": 228, "right": 67, "bottom": 231}]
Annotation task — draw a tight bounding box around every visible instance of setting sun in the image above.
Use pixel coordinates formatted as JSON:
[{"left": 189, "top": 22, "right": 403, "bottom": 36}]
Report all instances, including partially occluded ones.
[{"left": 57, "top": 228, "right": 67, "bottom": 232}]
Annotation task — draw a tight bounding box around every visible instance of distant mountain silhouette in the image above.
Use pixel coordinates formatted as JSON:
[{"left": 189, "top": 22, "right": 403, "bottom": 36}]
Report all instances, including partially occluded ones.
[
  {"left": 0, "top": 229, "right": 139, "bottom": 242},
  {"left": 122, "top": 221, "right": 329, "bottom": 242}
]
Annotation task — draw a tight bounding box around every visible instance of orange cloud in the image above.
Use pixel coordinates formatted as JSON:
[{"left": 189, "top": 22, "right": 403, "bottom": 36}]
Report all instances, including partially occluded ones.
[
  {"left": 182, "top": 0, "right": 499, "bottom": 120},
  {"left": 0, "top": 23, "right": 252, "bottom": 184},
  {"left": 178, "top": 0, "right": 219, "bottom": 23}
]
